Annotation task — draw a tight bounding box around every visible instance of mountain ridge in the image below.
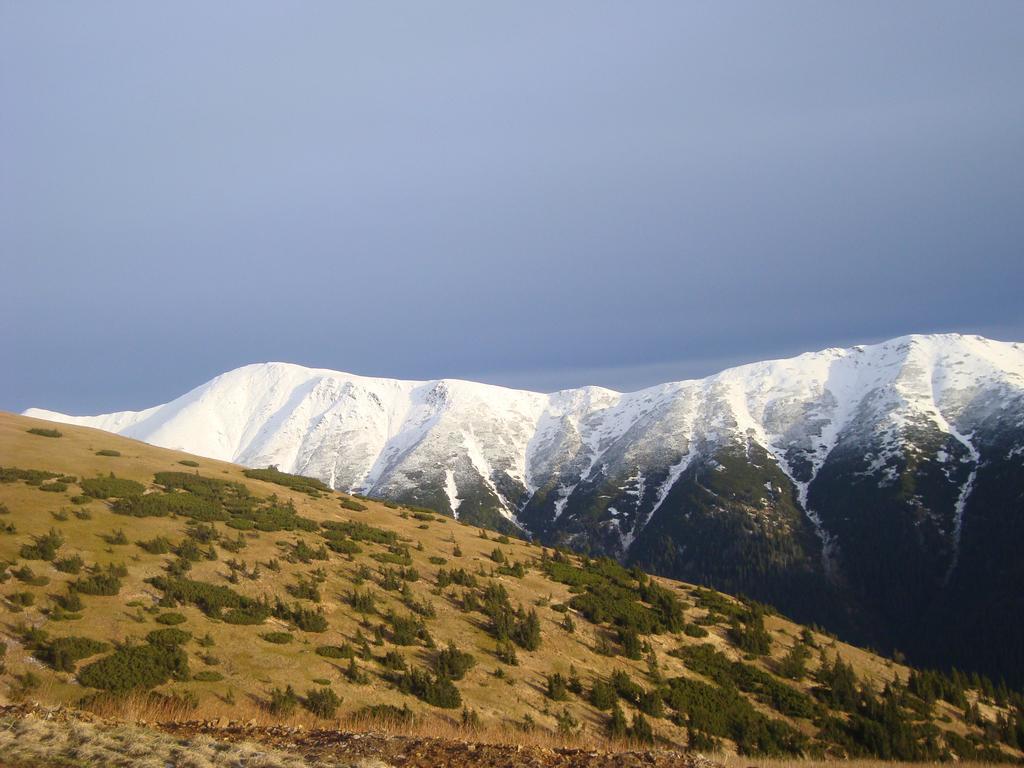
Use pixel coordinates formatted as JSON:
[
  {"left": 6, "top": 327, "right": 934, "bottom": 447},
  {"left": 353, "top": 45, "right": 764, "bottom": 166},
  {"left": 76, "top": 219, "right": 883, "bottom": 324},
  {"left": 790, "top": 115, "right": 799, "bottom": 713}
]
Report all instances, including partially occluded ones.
[{"left": 23, "top": 333, "right": 1024, "bottom": 684}]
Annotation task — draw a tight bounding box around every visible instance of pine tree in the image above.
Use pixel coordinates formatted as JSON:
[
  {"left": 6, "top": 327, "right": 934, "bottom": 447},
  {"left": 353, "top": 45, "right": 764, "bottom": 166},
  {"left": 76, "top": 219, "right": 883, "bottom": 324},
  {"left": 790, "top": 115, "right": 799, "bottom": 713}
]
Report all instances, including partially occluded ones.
[
  {"left": 630, "top": 713, "right": 654, "bottom": 744},
  {"left": 607, "top": 704, "right": 628, "bottom": 739}
]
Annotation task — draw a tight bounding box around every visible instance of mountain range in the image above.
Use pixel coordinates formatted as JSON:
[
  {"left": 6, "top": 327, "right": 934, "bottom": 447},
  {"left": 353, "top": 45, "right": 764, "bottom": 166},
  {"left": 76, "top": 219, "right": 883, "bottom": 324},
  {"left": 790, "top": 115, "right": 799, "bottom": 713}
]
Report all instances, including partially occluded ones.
[{"left": 25, "top": 333, "right": 1024, "bottom": 684}]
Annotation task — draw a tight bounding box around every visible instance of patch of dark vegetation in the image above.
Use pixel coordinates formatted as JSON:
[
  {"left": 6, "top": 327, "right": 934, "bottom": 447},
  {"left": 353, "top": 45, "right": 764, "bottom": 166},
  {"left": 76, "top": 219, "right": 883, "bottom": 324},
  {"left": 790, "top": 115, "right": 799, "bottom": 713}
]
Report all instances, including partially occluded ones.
[
  {"left": 544, "top": 553, "right": 684, "bottom": 635},
  {"left": 478, "top": 582, "right": 542, "bottom": 650},
  {"left": 321, "top": 519, "right": 398, "bottom": 545},
  {"left": 53, "top": 554, "right": 84, "bottom": 574},
  {"left": 728, "top": 605, "right": 772, "bottom": 656},
  {"left": 672, "top": 643, "right": 819, "bottom": 719},
  {"left": 80, "top": 475, "right": 145, "bottom": 499},
  {"left": 30, "top": 633, "right": 109, "bottom": 672},
  {"left": 434, "top": 642, "right": 476, "bottom": 681},
  {"left": 396, "top": 667, "right": 462, "bottom": 708},
  {"left": 273, "top": 599, "right": 328, "bottom": 632},
  {"left": 304, "top": 686, "right": 342, "bottom": 718},
  {"left": 73, "top": 564, "right": 126, "bottom": 596},
  {"left": 178, "top": 460, "right": 200, "bottom": 467},
  {"left": 243, "top": 466, "right": 331, "bottom": 495},
  {"left": 261, "top": 631, "right": 294, "bottom": 644},
  {"left": 111, "top": 472, "right": 317, "bottom": 531},
  {"left": 145, "top": 627, "right": 191, "bottom": 646},
  {"left": 0, "top": 467, "right": 61, "bottom": 485},
  {"left": 663, "top": 675, "right": 807, "bottom": 756},
  {"left": 136, "top": 536, "right": 173, "bottom": 554},
  {"left": 27, "top": 427, "right": 62, "bottom": 438},
  {"left": 78, "top": 640, "right": 189, "bottom": 692},
  {"left": 340, "top": 498, "right": 368, "bottom": 512},
  {"left": 148, "top": 576, "right": 270, "bottom": 624},
  {"left": 95, "top": 449, "right": 121, "bottom": 457},
  {"left": 20, "top": 528, "right": 64, "bottom": 561},
  {"left": 13, "top": 564, "right": 50, "bottom": 586},
  {"left": 315, "top": 644, "right": 355, "bottom": 659}
]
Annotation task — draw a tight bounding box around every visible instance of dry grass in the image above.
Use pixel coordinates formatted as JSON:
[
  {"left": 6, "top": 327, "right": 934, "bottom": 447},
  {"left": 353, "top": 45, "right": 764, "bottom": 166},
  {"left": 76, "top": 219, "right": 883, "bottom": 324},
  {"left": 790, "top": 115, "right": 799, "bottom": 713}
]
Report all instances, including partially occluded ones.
[
  {"left": 0, "top": 712, "right": 387, "bottom": 768},
  {"left": 2, "top": 411, "right": 1020, "bottom": 763},
  {"left": 719, "top": 758, "right": 1012, "bottom": 768},
  {"left": 79, "top": 690, "right": 638, "bottom": 752}
]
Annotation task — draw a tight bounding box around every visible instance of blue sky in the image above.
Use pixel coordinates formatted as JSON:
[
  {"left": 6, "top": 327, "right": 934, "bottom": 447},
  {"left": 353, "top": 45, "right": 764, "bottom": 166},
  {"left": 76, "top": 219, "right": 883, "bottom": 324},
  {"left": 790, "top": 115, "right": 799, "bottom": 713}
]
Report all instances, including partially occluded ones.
[{"left": 2, "top": 2, "right": 1023, "bottom": 414}]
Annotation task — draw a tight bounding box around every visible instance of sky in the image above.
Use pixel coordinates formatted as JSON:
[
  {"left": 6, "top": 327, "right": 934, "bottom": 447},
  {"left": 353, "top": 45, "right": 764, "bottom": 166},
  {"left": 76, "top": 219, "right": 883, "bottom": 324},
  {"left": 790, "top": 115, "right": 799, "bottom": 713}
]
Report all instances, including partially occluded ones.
[{"left": 2, "top": 2, "right": 1023, "bottom": 415}]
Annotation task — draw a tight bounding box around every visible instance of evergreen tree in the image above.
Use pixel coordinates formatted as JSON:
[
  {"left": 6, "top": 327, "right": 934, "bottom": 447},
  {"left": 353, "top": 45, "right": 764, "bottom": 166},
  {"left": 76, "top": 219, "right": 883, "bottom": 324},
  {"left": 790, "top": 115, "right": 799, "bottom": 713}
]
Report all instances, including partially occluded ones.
[{"left": 607, "top": 704, "right": 629, "bottom": 739}]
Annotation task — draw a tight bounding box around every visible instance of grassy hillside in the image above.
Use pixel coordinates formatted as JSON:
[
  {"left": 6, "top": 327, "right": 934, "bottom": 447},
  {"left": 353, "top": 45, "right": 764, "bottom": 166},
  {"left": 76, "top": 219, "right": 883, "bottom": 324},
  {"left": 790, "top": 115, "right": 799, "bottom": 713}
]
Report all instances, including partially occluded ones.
[{"left": 1, "top": 412, "right": 1022, "bottom": 762}]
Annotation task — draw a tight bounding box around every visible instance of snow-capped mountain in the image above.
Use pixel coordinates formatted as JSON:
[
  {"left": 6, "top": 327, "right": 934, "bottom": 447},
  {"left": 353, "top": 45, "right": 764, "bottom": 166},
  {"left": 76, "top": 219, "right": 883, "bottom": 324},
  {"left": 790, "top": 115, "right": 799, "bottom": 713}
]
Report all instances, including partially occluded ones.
[{"left": 25, "top": 333, "right": 1024, "bottom": 681}]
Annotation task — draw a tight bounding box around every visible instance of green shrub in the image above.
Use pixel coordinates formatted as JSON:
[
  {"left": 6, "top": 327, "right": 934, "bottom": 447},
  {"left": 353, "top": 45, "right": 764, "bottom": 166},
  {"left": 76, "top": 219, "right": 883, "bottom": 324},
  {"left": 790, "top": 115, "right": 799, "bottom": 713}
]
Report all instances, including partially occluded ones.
[
  {"left": 137, "top": 536, "right": 173, "bottom": 554},
  {"left": 0, "top": 466, "right": 60, "bottom": 485},
  {"left": 380, "top": 650, "right": 407, "bottom": 671},
  {"left": 546, "top": 673, "right": 570, "bottom": 701},
  {"left": 145, "top": 627, "right": 191, "bottom": 646},
  {"left": 261, "top": 632, "right": 294, "bottom": 644},
  {"left": 39, "top": 481, "right": 68, "bottom": 492},
  {"left": 178, "top": 460, "right": 200, "bottom": 468},
  {"left": 546, "top": 558, "right": 684, "bottom": 635},
  {"left": 70, "top": 495, "right": 92, "bottom": 505},
  {"left": 192, "top": 670, "right": 224, "bottom": 682},
  {"left": 340, "top": 498, "right": 368, "bottom": 512},
  {"left": 96, "top": 450, "right": 121, "bottom": 457},
  {"left": 434, "top": 643, "right": 476, "bottom": 680},
  {"left": 663, "top": 675, "right": 806, "bottom": 756},
  {"left": 611, "top": 669, "right": 644, "bottom": 705},
  {"left": 315, "top": 644, "right": 354, "bottom": 659},
  {"left": 54, "top": 554, "right": 84, "bottom": 574},
  {"left": 590, "top": 680, "right": 618, "bottom": 710},
  {"left": 371, "top": 545, "right": 412, "bottom": 566},
  {"left": 274, "top": 600, "right": 328, "bottom": 632},
  {"left": 148, "top": 576, "right": 269, "bottom": 624},
  {"left": 33, "top": 636, "right": 109, "bottom": 672},
  {"left": 115, "top": 492, "right": 225, "bottom": 521},
  {"left": 729, "top": 608, "right": 772, "bottom": 656},
  {"left": 80, "top": 475, "right": 145, "bottom": 499},
  {"left": 74, "top": 565, "right": 123, "bottom": 596},
  {"left": 55, "top": 588, "right": 83, "bottom": 612},
  {"left": 268, "top": 685, "right": 299, "bottom": 716},
  {"left": 321, "top": 519, "right": 397, "bottom": 544},
  {"left": 304, "top": 686, "right": 342, "bottom": 718},
  {"left": 27, "top": 428, "right": 62, "bottom": 438},
  {"left": 349, "top": 589, "right": 376, "bottom": 613},
  {"left": 78, "top": 643, "right": 189, "bottom": 692},
  {"left": 243, "top": 466, "right": 331, "bottom": 495},
  {"left": 684, "top": 623, "right": 710, "bottom": 638},
  {"left": 630, "top": 713, "right": 655, "bottom": 744},
  {"left": 397, "top": 668, "right": 461, "bottom": 708},
  {"left": 20, "top": 528, "right": 64, "bottom": 561},
  {"left": 387, "top": 612, "right": 427, "bottom": 646},
  {"left": 286, "top": 577, "right": 322, "bottom": 602},
  {"left": 155, "top": 612, "right": 187, "bottom": 625},
  {"left": 103, "top": 529, "right": 129, "bottom": 545},
  {"left": 13, "top": 565, "right": 49, "bottom": 586}
]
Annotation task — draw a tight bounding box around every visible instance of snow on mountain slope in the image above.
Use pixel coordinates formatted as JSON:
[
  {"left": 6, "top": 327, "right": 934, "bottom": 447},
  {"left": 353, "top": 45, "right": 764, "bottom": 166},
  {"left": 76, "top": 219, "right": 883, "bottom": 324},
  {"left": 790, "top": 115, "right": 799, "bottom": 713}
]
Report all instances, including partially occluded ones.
[{"left": 25, "top": 334, "right": 1024, "bottom": 548}]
